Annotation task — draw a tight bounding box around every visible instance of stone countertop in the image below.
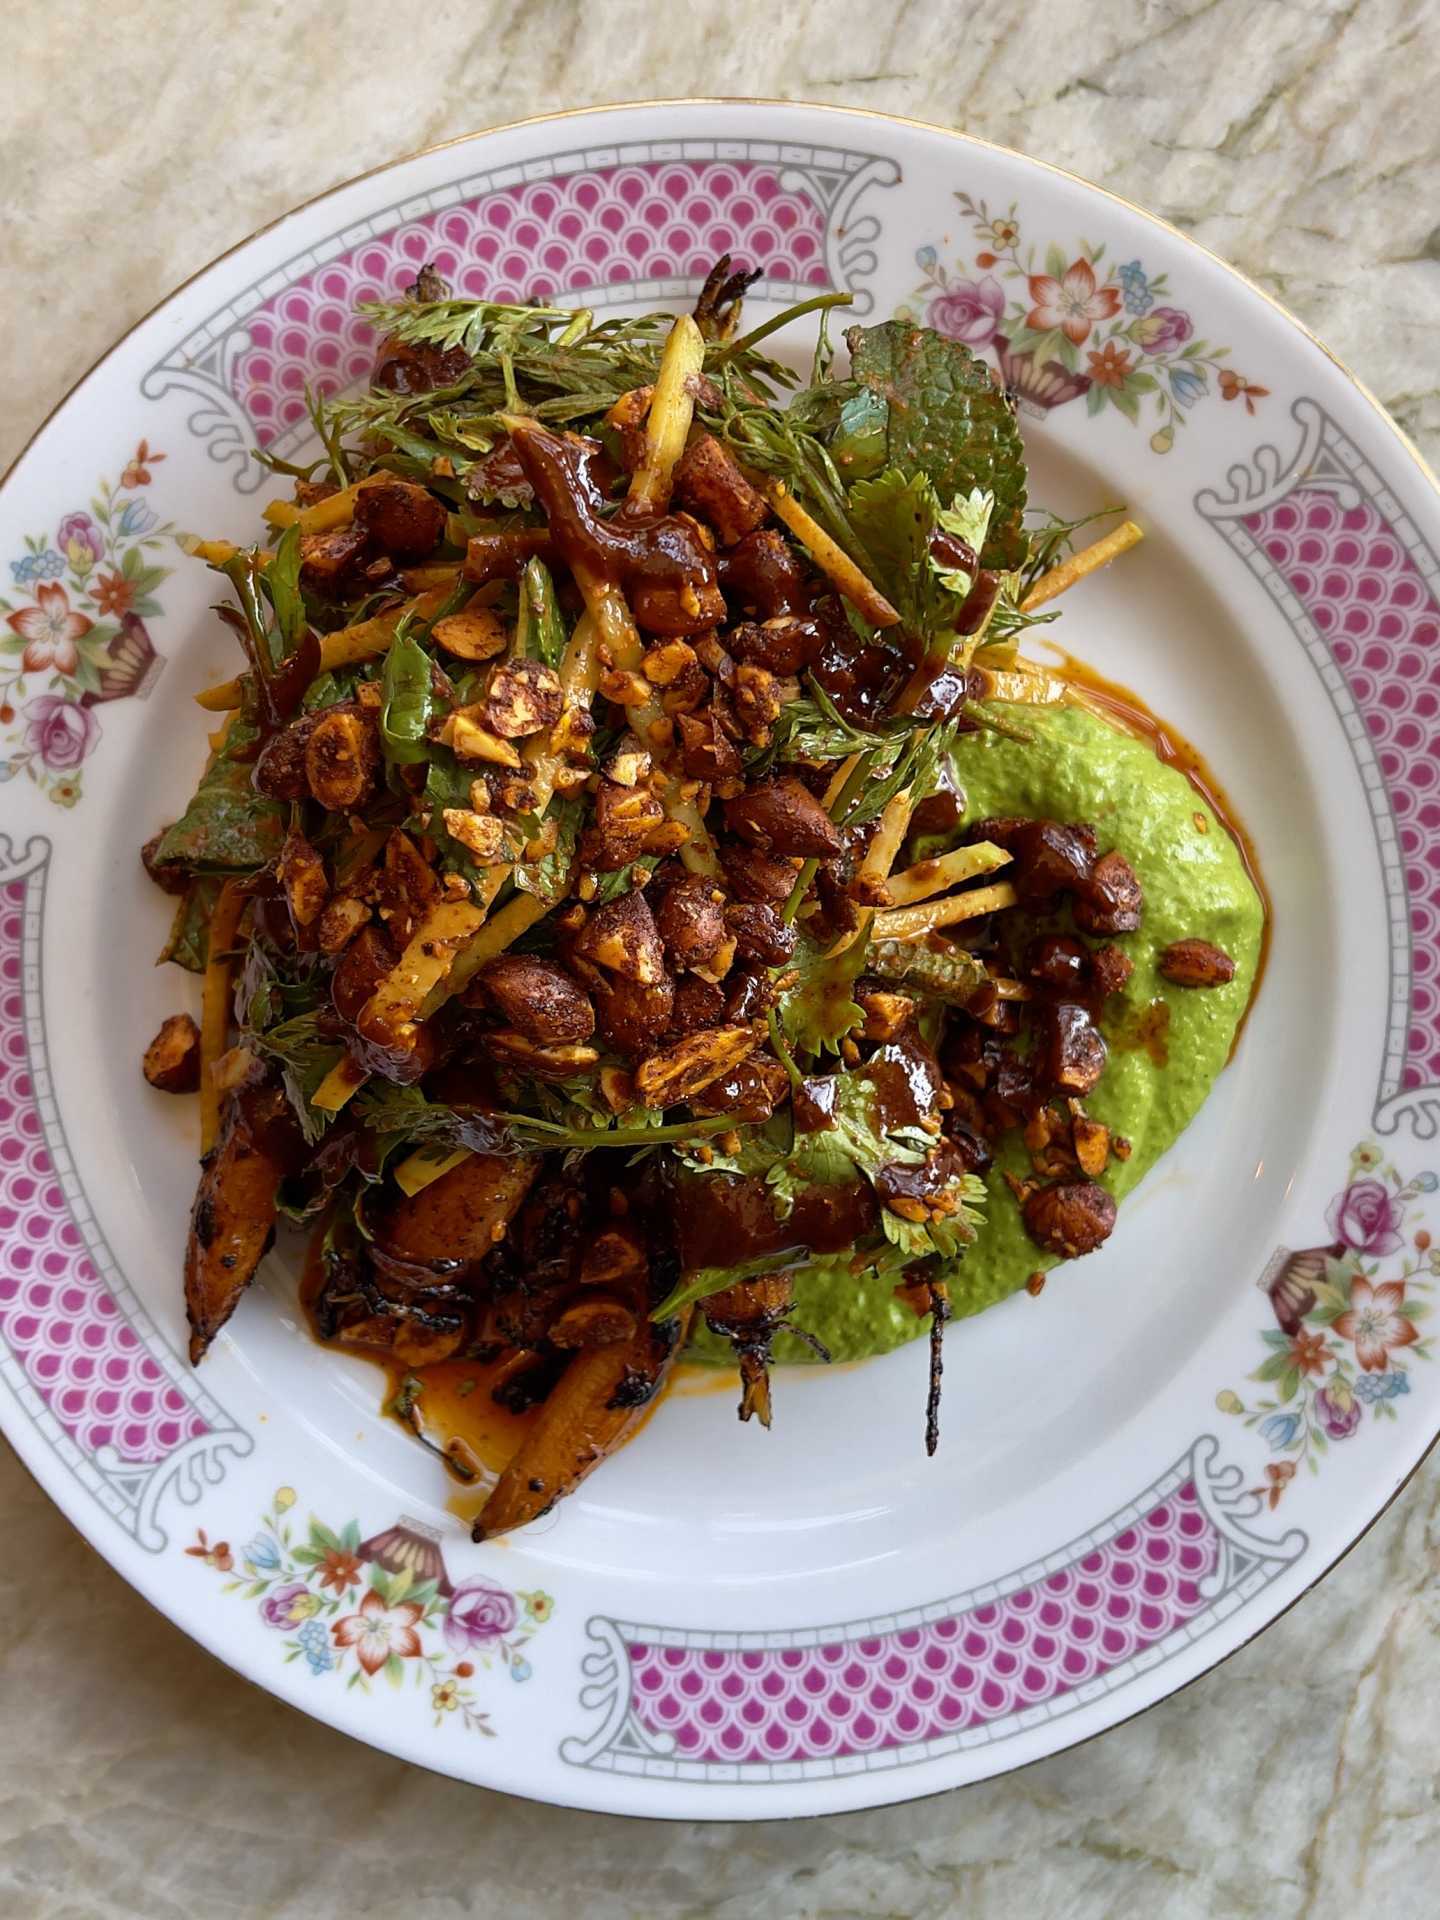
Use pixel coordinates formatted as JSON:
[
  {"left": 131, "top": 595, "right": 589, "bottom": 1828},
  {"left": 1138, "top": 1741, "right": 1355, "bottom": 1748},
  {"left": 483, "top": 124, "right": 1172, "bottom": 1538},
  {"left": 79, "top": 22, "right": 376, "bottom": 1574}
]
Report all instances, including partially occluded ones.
[{"left": 2, "top": 2, "right": 1438, "bottom": 1914}]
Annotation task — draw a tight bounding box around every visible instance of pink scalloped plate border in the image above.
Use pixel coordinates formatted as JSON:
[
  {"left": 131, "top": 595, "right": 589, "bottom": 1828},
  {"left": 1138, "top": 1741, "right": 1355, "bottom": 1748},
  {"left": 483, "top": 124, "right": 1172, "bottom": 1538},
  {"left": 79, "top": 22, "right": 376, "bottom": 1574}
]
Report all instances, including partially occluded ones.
[
  {"left": 629, "top": 1483, "right": 1215, "bottom": 1763},
  {"left": 239, "top": 161, "right": 831, "bottom": 443},
  {"left": 1249, "top": 492, "right": 1440, "bottom": 1087},
  {"left": 0, "top": 879, "right": 203, "bottom": 1463}
]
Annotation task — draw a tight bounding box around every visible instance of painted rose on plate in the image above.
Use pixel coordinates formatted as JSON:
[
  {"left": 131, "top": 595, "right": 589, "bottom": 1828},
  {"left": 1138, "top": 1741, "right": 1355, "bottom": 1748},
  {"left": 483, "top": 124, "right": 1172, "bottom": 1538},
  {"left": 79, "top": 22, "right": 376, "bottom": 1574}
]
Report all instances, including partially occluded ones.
[
  {"left": 1326, "top": 1178, "right": 1406, "bottom": 1257},
  {"left": 925, "top": 270, "right": 1005, "bottom": 347},
  {"left": 445, "top": 1578, "right": 519, "bottom": 1652},
  {"left": 185, "top": 1490, "right": 554, "bottom": 1737},
  {"left": 25, "top": 696, "right": 100, "bottom": 772},
  {"left": 894, "top": 197, "right": 1267, "bottom": 452},
  {"left": 1220, "top": 1147, "right": 1437, "bottom": 1499},
  {"left": 0, "top": 444, "right": 171, "bottom": 801}
]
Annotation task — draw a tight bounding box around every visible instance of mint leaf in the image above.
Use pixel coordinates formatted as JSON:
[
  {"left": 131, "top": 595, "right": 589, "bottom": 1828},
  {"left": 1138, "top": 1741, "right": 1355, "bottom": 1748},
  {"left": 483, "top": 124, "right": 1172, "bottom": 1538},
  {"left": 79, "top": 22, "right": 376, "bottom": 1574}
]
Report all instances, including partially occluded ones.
[
  {"left": 843, "top": 323, "right": 1028, "bottom": 570},
  {"left": 153, "top": 722, "right": 284, "bottom": 874},
  {"left": 157, "top": 877, "right": 222, "bottom": 972}
]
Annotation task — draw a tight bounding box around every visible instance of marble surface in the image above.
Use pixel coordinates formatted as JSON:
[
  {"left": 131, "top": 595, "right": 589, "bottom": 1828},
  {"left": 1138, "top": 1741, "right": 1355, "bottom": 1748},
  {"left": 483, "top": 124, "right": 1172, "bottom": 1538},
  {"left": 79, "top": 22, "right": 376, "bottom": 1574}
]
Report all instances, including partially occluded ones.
[{"left": 3, "top": 1, "right": 1439, "bottom": 1914}]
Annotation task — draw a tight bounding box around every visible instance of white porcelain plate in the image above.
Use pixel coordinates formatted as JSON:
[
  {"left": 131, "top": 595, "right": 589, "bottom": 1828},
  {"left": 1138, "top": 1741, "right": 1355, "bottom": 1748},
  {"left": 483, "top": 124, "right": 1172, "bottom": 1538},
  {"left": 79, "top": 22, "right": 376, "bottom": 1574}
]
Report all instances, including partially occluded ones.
[{"left": 3, "top": 101, "right": 1438, "bottom": 1818}]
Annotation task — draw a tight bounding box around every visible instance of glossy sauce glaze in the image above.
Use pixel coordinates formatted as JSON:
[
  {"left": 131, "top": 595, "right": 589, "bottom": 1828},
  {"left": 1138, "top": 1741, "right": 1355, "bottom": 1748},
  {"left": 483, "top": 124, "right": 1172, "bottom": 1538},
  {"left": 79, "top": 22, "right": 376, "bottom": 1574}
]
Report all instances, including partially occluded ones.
[{"left": 300, "top": 1230, "right": 543, "bottom": 1488}]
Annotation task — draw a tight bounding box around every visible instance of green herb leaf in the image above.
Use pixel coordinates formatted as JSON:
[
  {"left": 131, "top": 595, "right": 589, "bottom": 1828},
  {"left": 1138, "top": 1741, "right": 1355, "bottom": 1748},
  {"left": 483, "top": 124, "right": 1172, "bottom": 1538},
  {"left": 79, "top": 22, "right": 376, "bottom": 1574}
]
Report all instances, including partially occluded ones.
[
  {"left": 266, "top": 524, "right": 307, "bottom": 653},
  {"left": 843, "top": 322, "right": 1029, "bottom": 570},
  {"left": 515, "top": 558, "right": 567, "bottom": 668},
  {"left": 153, "top": 723, "right": 284, "bottom": 874},
  {"left": 157, "top": 877, "right": 222, "bottom": 972},
  {"left": 846, "top": 468, "right": 944, "bottom": 632},
  {"left": 422, "top": 747, "right": 475, "bottom": 814},
  {"left": 514, "top": 793, "right": 581, "bottom": 907},
  {"left": 248, "top": 1012, "right": 345, "bottom": 1145},
  {"left": 933, "top": 490, "right": 995, "bottom": 587},
  {"left": 379, "top": 622, "right": 434, "bottom": 764},
  {"left": 780, "top": 928, "right": 871, "bottom": 1058},
  {"left": 591, "top": 857, "right": 658, "bottom": 904},
  {"left": 651, "top": 1250, "right": 808, "bottom": 1323},
  {"left": 302, "top": 665, "right": 370, "bottom": 712},
  {"left": 828, "top": 384, "right": 890, "bottom": 483},
  {"left": 845, "top": 719, "right": 959, "bottom": 829}
]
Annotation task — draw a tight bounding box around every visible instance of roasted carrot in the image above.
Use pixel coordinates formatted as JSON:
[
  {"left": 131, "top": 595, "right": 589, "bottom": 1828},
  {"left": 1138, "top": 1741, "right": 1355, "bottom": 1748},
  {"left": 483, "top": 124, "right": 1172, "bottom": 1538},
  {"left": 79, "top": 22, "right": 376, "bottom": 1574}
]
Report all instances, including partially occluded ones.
[{"left": 473, "top": 1306, "right": 691, "bottom": 1539}]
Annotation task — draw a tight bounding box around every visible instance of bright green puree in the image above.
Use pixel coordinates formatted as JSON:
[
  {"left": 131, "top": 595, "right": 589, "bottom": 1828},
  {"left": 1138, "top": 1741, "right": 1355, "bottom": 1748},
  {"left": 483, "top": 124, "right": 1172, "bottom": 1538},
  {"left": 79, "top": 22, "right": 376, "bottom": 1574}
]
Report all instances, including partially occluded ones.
[{"left": 686, "top": 702, "right": 1265, "bottom": 1367}]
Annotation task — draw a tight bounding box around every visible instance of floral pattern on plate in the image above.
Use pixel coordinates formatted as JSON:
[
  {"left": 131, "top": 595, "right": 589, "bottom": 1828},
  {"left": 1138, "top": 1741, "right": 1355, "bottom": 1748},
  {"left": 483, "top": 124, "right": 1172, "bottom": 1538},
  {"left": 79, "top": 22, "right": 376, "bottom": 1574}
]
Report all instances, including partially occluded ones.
[
  {"left": 0, "top": 441, "right": 171, "bottom": 804},
  {"left": 186, "top": 1488, "right": 553, "bottom": 1735},
  {"left": 1217, "top": 1145, "right": 1439, "bottom": 1505},
  {"left": 894, "top": 196, "right": 1268, "bottom": 451}
]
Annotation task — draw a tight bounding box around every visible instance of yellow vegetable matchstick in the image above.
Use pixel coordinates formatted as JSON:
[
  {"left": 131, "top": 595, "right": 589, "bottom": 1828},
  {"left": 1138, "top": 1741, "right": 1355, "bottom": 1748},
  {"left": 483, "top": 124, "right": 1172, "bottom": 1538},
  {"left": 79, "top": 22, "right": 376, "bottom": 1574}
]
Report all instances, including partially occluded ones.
[
  {"left": 880, "top": 840, "right": 1011, "bottom": 910},
  {"left": 871, "top": 880, "right": 1019, "bottom": 943},
  {"left": 194, "top": 588, "right": 453, "bottom": 710},
  {"left": 763, "top": 479, "right": 901, "bottom": 629},
  {"left": 1021, "top": 519, "right": 1144, "bottom": 612},
  {"left": 626, "top": 313, "right": 705, "bottom": 517}
]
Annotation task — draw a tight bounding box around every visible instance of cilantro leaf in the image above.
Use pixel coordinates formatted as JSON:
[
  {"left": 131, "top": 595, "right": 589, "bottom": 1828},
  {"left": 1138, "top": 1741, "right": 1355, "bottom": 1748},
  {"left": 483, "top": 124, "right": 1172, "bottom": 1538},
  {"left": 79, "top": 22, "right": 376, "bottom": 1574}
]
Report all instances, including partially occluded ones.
[
  {"left": 662, "top": 1066, "right": 985, "bottom": 1320},
  {"left": 846, "top": 468, "right": 945, "bottom": 633},
  {"left": 878, "top": 1176, "right": 987, "bottom": 1263},
  {"left": 780, "top": 928, "right": 870, "bottom": 1058},
  {"left": 841, "top": 322, "right": 1029, "bottom": 571}
]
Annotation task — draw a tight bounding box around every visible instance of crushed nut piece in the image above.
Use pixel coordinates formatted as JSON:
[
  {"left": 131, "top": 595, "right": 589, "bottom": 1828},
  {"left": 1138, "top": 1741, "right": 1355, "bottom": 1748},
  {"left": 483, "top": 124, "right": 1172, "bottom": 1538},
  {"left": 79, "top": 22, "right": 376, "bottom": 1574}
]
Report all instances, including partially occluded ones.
[
  {"left": 484, "top": 1032, "right": 600, "bottom": 1078},
  {"left": 574, "top": 891, "right": 667, "bottom": 984},
  {"left": 633, "top": 1025, "right": 758, "bottom": 1108},
  {"left": 277, "top": 831, "right": 329, "bottom": 926},
  {"left": 484, "top": 658, "right": 563, "bottom": 738},
  {"left": 858, "top": 990, "right": 915, "bottom": 1044},
  {"left": 316, "top": 895, "right": 370, "bottom": 953},
  {"left": 548, "top": 1297, "right": 637, "bottom": 1348},
  {"left": 432, "top": 605, "right": 508, "bottom": 660},
  {"left": 447, "top": 713, "right": 522, "bottom": 767},
  {"left": 599, "top": 668, "right": 652, "bottom": 707},
  {"left": 1158, "top": 938, "right": 1236, "bottom": 988},
  {"left": 303, "top": 707, "right": 379, "bottom": 811},
  {"left": 1072, "top": 1114, "right": 1111, "bottom": 1177},
  {"left": 143, "top": 1013, "right": 201, "bottom": 1093},
  {"left": 642, "top": 638, "right": 699, "bottom": 686},
  {"left": 579, "top": 1225, "right": 646, "bottom": 1286},
  {"left": 442, "top": 809, "right": 507, "bottom": 863}
]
